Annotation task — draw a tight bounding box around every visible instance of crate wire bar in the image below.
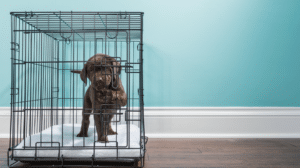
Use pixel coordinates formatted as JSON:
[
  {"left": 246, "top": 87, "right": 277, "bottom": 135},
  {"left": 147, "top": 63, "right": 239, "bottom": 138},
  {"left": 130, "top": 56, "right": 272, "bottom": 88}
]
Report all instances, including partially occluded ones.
[{"left": 9, "top": 11, "right": 146, "bottom": 167}]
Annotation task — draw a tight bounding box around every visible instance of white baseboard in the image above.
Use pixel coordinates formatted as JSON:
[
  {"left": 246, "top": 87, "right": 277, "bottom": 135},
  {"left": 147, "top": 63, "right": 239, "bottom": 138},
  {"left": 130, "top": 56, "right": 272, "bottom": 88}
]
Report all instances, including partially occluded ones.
[
  {"left": 1, "top": 107, "right": 300, "bottom": 138},
  {"left": 0, "top": 134, "right": 9, "bottom": 138},
  {"left": 145, "top": 133, "right": 300, "bottom": 138}
]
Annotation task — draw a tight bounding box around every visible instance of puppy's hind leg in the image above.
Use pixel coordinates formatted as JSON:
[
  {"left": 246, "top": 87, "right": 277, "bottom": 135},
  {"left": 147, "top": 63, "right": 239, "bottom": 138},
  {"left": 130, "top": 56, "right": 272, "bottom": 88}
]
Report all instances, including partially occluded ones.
[{"left": 77, "top": 90, "right": 92, "bottom": 137}]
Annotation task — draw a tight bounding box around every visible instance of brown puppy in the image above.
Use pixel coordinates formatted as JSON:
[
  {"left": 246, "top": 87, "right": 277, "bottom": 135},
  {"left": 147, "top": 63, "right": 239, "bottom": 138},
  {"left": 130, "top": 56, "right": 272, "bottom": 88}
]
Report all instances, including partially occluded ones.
[{"left": 72, "top": 53, "right": 127, "bottom": 142}]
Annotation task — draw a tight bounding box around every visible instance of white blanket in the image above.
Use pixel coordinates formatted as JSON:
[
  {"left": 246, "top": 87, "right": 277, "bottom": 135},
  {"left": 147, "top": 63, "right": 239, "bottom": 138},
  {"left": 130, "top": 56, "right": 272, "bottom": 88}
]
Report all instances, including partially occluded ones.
[{"left": 14, "top": 124, "right": 143, "bottom": 158}]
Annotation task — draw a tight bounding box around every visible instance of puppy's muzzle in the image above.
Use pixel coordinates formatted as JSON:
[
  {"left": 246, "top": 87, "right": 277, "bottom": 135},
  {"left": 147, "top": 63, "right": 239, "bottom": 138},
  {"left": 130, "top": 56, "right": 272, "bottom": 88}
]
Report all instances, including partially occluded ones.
[{"left": 91, "top": 75, "right": 112, "bottom": 91}]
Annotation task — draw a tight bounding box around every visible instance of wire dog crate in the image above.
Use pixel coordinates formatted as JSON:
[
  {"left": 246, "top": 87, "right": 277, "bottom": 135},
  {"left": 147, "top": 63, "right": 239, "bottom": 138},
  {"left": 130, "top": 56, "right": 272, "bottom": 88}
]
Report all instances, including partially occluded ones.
[{"left": 8, "top": 11, "right": 146, "bottom": 167}]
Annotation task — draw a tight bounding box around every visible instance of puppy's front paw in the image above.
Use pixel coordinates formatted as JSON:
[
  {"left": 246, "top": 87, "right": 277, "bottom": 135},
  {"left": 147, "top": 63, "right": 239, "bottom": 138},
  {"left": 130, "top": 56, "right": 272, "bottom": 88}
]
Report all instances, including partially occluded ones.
[
  {"left": 77, "top": 132, "right": 88, "bottom": 137},
  {"left": 97, "top": 136, "right": 108, "bottom": 143},
  {"left": 108, "top": 130, "right": 118, "bottom": 135}
]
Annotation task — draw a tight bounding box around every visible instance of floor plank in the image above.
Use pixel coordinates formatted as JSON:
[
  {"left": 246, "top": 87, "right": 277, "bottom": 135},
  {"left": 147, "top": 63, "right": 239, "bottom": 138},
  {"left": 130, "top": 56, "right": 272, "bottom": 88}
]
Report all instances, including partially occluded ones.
[{"left": 1, "top": 138, "right": 299, "bottom": 167}]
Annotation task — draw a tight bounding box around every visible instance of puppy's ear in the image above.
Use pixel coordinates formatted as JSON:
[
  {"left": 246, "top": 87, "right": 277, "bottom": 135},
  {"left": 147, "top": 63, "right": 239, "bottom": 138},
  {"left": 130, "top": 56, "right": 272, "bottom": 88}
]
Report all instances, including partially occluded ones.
[
  {"left": 112, "top": 61, "right": 121, "bottom": 75},
  {"left": 112, "top": 61, "right": 121, "bottom": 89},
  {"left": 80, "top": 64, "right": 87, "bottom": 85}
]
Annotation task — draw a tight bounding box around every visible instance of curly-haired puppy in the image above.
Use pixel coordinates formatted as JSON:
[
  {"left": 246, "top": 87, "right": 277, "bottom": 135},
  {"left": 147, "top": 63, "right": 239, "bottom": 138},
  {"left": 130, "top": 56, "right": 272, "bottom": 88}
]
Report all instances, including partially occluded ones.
[{"left": 72, "top": 53, "right": 127, "bottom": 142}]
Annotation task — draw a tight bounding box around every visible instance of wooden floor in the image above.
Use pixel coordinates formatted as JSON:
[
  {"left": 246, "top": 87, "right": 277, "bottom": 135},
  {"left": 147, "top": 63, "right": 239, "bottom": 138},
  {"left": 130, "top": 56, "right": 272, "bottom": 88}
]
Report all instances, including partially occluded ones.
[{"left": 0, "top": 138, "right": 299, "bottom": 168}]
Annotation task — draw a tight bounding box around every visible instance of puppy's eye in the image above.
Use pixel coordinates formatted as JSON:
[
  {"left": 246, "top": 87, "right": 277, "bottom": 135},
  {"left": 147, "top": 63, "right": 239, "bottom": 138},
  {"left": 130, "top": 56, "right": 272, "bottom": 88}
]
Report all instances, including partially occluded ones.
[
  {"left": 96, "top": 67, "right": 111, "bottom": 73},
  {"left": 90, "top": 66, "right": 102, "bottom": 71},
  {"left": 97, "top": 67, "right": 106, "bottom": 71}
]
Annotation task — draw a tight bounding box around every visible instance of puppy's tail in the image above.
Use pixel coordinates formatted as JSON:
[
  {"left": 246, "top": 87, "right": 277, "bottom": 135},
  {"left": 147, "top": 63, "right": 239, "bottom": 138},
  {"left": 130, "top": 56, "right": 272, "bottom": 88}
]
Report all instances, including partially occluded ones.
[{"left": 71, "top": 70, "right": 81, "bottom": 74}]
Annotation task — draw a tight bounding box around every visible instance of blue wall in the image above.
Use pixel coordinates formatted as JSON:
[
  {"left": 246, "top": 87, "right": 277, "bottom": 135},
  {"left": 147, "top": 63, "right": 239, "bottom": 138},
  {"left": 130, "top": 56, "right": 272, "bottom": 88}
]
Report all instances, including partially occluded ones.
[{"left": 1, "top": 0, "right": 300, "bottom": 107}]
